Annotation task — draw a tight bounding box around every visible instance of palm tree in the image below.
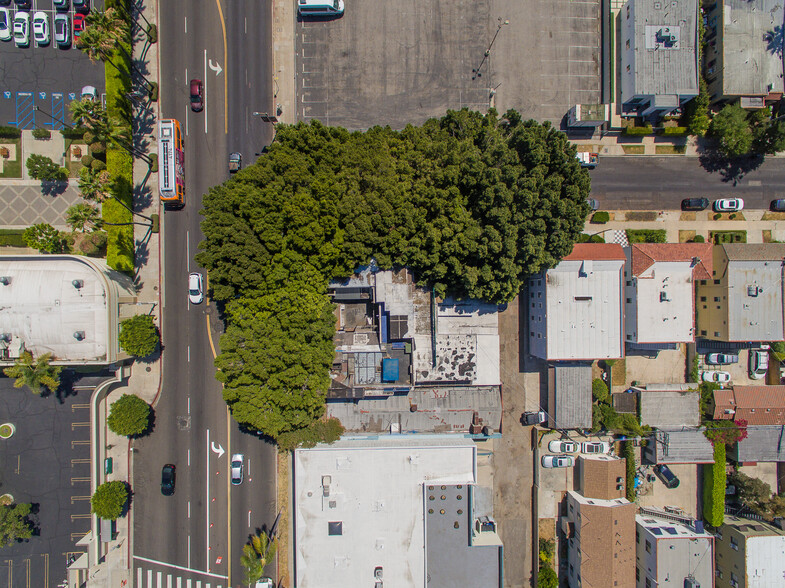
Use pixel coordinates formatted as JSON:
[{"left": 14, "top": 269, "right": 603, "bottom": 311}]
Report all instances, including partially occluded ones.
[
  {"left": 66, "top": 203, "right": 103, "bottom": 233},
  {"left": 240, "top": 532, "right": 277, "bottom": 585},
  {"left": 78, "top": 8, "right": 155, "bottom": 93},
  {"left": 3, "top": 352, "right": 62, "bottom": 395},
  {"left": 78, "top": 167, "right": 152, "bottom": 224},
  {"left": 69, "top": 99, "right": 146, "bottom": 165}
]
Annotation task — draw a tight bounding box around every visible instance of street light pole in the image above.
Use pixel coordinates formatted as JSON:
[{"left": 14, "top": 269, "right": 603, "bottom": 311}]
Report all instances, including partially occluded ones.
[{"left": 473, "top": 18, "right": 509, "bottom": 80}]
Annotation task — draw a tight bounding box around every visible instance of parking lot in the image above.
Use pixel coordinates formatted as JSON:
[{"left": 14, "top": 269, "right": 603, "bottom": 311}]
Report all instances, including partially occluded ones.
[
  {"left": 294, "top": 0, "right": 602, "bottom": 130},
  {"left": 0, "top": 0, "right": 105, "bottom": 130},
  {"left": 0, "top": 375, "right": 104, "bottom": 588}
]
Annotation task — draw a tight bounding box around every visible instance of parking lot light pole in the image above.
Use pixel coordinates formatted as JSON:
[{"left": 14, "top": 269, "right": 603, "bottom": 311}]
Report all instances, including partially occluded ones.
[{"left": 472, "top": 18, "right": 509, "bottom": 80}]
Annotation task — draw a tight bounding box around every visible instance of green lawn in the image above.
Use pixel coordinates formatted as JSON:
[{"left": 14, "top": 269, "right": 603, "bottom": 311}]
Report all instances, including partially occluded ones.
[{"left": 0, "top": 138, "right": 22, "bottom": 178}]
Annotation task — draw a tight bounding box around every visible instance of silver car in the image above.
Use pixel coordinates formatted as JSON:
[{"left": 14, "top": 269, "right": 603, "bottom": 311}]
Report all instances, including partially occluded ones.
[
  {"left": 541, "top": 455, "right": 574, "bottom": 468},
  {"left": 231, "top": 453, "right": 244, "bottom": 485},
  {"left": 54, "top": 13, "right": 69, "bottom": 47}
]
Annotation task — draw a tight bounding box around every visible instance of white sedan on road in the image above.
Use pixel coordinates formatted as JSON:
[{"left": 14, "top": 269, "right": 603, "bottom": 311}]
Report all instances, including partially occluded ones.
[
  {"left": 188, "top": 272, "right": 203, "bottom": 304},
  {"left": 702, "top": 370, "right": 731, "bottom": 383},
  {"left": 714, "top": 198, "right": 744, "bottom": 212}
]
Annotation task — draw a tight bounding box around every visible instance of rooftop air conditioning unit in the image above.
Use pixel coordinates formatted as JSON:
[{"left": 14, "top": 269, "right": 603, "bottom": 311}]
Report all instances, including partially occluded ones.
[
  {"left": 0, "top": 276, "right": 10, "bottom": 286},
  {"left": 72, "top": 280, "right": 84, "bottom": 289},
  {"left": 74, "top": 331, "right": 85, "bottom": 341}
]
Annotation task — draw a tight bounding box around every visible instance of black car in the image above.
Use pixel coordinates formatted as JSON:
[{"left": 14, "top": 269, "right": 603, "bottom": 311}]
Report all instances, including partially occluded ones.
[
  {"left": 161, "top": 464, "right": 176, "bottom": 496},
  {"left": 654, "top": 464, "right": 680, "bottom": 489},
  {"left": 681, "top": 198, "right": 710, "bottom": 211},
  {"left": 771, "top": 199, "right": 785, "bottom": 212},
  {"left": 521, "top": 411, "right": 546, "bottom": 426}
]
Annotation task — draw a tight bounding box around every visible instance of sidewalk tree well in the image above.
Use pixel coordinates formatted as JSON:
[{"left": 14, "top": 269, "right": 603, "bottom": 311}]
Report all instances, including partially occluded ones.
[
  {"left": 118, "top": 315, "right": 159, "bottom": 358},
  {"left": 107, "top": 393, "right": 151, "bottom": 437},
  {"left": 0, "top": 503, "right": 34, "bottom": 547},
  {"left": 22, "top": 223, "right": 66, "bottom": 253},
  {"left": 91, "top": 480, "right": 128, "bottom": 520},
  {"left": 3, "top": 351, "right": 62, "bottom": 395},
  {"left": 26, "top": 154, "right": 68, "bottom": 182}
]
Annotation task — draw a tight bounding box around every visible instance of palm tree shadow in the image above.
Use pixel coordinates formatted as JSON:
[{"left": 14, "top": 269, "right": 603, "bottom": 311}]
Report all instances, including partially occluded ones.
[{"left": 766, "top": 26, "right": 784, "bottom": 57}]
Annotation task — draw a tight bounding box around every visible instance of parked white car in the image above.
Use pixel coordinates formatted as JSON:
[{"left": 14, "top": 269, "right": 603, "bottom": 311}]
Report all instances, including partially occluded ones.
[
  {"left": 713, "top": 198, "right": 744, "bottom": 212},
  {"left": 581, "top": 441, "right": 611, "bottom": 454},
  {"left": 13, "top": 11, "right": 30, "bottom": 47},
  {"left": 541, "top": 455, "right": 574, "bottom": 468},
  {"left": 701, "top": 371, "right": 731, "bottom": 383},
  {"left": 0, "top": 8, "right": 11, "bottom": 42},
  {"left": 749, "top": 349, "right": 769, "bottom": 380},
  {"left": 32, "top": 11, "right": 48, "bottom": 46},
  {"left": 548, "top": 440, "right": 578, "bottom": 454}
]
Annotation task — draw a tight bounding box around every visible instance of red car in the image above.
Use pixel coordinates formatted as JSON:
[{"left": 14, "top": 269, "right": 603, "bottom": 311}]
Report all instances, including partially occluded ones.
[
  {"left": 73, "top": 13, "right": 84, "bottom": 37},
  {"left": 189, "top": 79, "right": 203, "bottom": 112}
]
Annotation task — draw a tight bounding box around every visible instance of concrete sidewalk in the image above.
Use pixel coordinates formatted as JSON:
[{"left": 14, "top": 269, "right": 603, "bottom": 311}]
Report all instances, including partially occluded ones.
[
  {"left": 585, "top": 209, "right": 785, "bottom": 244},
  {"left": 82, "top": 0, "right": 162, "bottom": 585}
]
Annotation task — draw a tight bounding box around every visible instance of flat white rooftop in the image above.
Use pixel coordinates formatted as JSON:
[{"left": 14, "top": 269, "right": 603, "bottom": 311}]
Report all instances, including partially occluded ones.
[
  {"left": 633, "top": 261, "right": 695, "bottom": 343},
  {"left": 545, "top": 259, "right": 624, "bottom": 360},
  {"left": 0, "top": 257, "right": 110, "bottom": 362},
  {"left": 294, "top": 436, "right": 476, "bottom": 588}
]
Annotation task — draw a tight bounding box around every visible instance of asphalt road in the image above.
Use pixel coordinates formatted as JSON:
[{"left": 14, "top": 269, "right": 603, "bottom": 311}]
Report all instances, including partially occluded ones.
[
  {"left": 589, "top": 156, "right": 785, "bottom": 210},
  {"left": 133, "top": 2, "right": 276, "bottom": 587}
]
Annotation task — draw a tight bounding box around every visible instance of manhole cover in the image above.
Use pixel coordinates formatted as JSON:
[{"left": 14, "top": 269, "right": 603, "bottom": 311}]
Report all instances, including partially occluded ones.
[{"left": 177, "top": 416, "right": 191, "bottom": 431}]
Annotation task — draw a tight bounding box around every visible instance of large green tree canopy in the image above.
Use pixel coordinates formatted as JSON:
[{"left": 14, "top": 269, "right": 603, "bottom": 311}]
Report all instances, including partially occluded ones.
[{"left": 198, "top": 109, "right": 591, "bottom": 440}]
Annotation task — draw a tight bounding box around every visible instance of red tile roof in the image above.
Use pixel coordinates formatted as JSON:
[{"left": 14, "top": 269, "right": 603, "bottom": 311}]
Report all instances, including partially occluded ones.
[
  {"left": 564, "top": 243, "right": 626, "bottom": 261},
  {"left": 631, "top": 243, "right": 713, "bottom": 280},
  {"left": 713, "top": 385, "right": 785, "bottom": 425}
]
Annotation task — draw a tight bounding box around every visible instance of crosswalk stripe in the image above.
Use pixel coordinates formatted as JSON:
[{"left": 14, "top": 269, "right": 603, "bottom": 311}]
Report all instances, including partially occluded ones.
[
  {"left": 138, "top": 567, "right": 143, "bottom": 587},
  {"left": 168, "top": 574, "right": 172, "bottom": 588},
  {"left": 186, "top": 580, "right": 191, "bottom": 588},
  {"left": 177, "top": 577, "right": 182, "bottom": 588},
  {"left": 147, "top": 570, "right": 153, "bottom": 586},
  {"left": 157, "top": 571, "right": 162, "bottom": 587}
]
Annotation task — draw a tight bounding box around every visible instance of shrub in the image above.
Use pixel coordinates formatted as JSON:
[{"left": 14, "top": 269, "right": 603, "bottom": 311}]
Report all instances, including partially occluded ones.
[
  {"left": 771, "top": 341, "right": 785, "bottom": 362},
  {"left": 81, "top": 154, "right": 94, "bottom": 168},
  {"left": 626, "top": 229, "right": 667, "bottom": 244},
  {"left": 23, "top": 223, "right": 64, "bottom": 253},
  {"left": 624, "top": 125, "right": 654, "bottom": 135},
  {"left": 82, "top": 131, "right": 96, "bottom": 145},
  {"left": 622, "top": 440, "right": 637, "bottom": 501},
  {"left": 689, "top": 354, "right": 700, "bottom": 383},
  {"left": 107, "top": 393, "right": 151, "bottom": 437},
  {"left": 591, "top": 211, "right": 610, "bottom": 224},
  {"left": 26, "top": 154, "right": 67, "bottom": 181},
  {"left": 661, "top": 126, "right": 687, "bottom": 136},
  {"left": 537, "top": 566, "right": 558, "bottom": 588},
  {"left": 32, "top": 128, "right": 51, "bottom": 140},
  {"left": 91, "top": 159, "right": 107, "bottom": 171},
  {"left": 0, "top": 126, "right": 21, "bottom": 139},
  {"left": 276, "top": 418, "right": 344, "bottom": 451},
  {"left": 149, "top": 153, "right": 158, "bottom": 173},
  {"left": 691, "top": 234, "right": 705, "bottom": 243},
  {"left": 61, "top": 127, "right": 87, "bottom": 140},
  {"left": 91, "top": 481, "right": 128, "bottom": 520},
  {"left": 147, "top": 23, "right": 158, "bottom": 43},
  {"left": 0, "top": 503, "right": 34, "bottom": 547},
  {"left": 592, "top": 378, "right": 609, "bottom": 402},
  {"left": 119, "top": 315, "right": 159, "bottom": 358},
  {"left": 89, "top": 142, "right": 106, "bottom": 156},
  {"left": 703, "top": 443, "right": 726, "bottom": 527}
]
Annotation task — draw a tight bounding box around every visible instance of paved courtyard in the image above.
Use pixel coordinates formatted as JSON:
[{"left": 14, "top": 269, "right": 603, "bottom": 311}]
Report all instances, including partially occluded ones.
[{"left": 0, "top": 181, "right": 86, "bottom": 230}]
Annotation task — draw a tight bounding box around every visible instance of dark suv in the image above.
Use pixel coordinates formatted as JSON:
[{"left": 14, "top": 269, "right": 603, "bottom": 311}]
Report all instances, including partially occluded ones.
[
  {"left": 682, "top": 198, "right": 710, "bottom": 211},
  {"left": 654, "top": 464, "right": 680, "bottom": 489},
  {"left": 161, "top": 464, "right": 176, "bottom": 496}
]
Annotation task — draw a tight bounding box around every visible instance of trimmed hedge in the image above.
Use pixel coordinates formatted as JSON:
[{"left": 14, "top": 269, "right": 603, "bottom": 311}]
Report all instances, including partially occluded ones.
[
  {"left": 624, "top": 125, "right": 654, "bottom": 135},
  {"left": 626, "top": 229, "right": 667, "bottom": 244},
  {"left": 0, "top": 229, "right": 27, "bottom": 248},
  {"left": 32, "top": 128, "right": 51, "bottom": 140},
  {"left": 660, "top": 126, "right": 688, "bottom": 136},
  {"left": 591, "top": 211, "right": 610, "bottom": 224},
  {"left": 622, "top": 440, "right": 637, "bottom": 502},
  {"left": 0, "top": 126, "right": 21, "bottom": 139},
  {"left": 703, "top": 442, "right": 726, "bottom": 527},
  {"left": 61, "top": 127, "right": 87, "bottom": 139}
]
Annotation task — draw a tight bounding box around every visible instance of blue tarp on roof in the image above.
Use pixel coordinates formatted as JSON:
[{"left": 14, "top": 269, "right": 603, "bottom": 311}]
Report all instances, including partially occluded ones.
[{"left": 382, "top": 358, "right": 399, "bottom": 383}]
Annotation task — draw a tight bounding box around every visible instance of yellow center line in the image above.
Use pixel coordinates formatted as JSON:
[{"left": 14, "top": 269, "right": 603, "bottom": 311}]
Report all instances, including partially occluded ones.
[
  {"left": 215, "top": 0, "right": 229, "bottom": 134},
  {"left": 206, "top": 314, "right": 218, "bottom": 359}
]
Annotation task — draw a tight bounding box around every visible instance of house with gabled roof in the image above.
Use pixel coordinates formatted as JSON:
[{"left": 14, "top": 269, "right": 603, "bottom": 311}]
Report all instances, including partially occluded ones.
[{"left": 624, "top": 243, "right": 712, "bottom": 347}]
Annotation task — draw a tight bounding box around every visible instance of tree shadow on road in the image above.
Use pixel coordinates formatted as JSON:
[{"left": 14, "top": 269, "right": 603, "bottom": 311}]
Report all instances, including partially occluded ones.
[{"left": 698, "top": 151, "right": 765, "bottom": 185}]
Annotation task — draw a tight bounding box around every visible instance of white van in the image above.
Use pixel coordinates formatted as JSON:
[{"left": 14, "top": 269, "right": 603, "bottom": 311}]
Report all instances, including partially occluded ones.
[{"left": 298, "top": 0, "right": 345, "bottom": 16}]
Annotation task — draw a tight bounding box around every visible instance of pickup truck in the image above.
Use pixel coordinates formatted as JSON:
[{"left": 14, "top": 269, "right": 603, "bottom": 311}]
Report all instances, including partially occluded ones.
[
  {"left": 576, "top": 152, "right": 599, "bottom": 168},
  {"left": 229, "top": 152, "right": 242, "bottom": 173}
]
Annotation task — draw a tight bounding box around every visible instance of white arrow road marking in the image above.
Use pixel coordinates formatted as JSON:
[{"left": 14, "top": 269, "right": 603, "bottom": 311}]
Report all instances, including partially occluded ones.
[
  {"left": 211, "top": 441, "right": 225, "bottom": 458},
  {"left": 208, "top": 59, "right": 223, "bottom": 76}
]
